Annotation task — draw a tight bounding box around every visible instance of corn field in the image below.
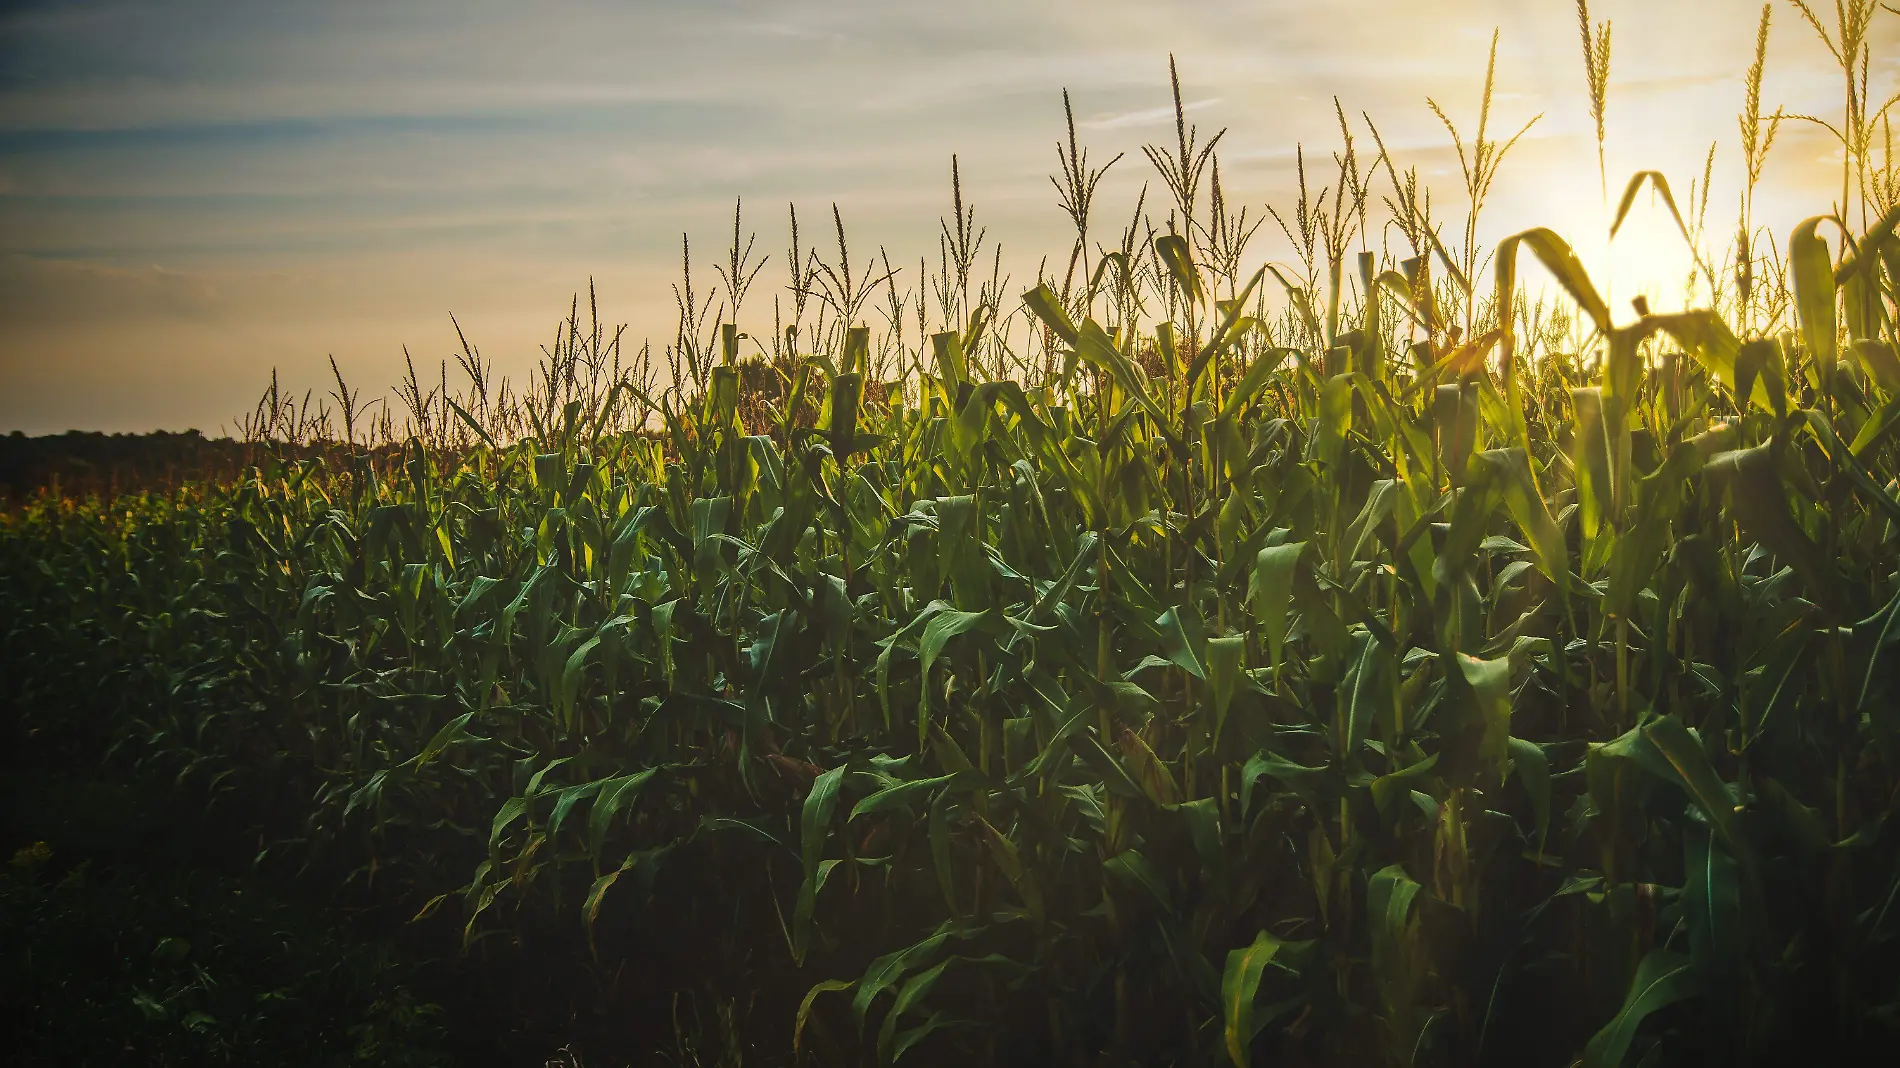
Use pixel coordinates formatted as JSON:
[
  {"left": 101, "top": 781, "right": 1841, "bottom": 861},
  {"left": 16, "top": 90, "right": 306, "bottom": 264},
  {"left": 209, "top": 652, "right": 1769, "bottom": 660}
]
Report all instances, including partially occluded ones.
[{"left": 7, "top": 4, "right": 1900, "bottom": 1065}]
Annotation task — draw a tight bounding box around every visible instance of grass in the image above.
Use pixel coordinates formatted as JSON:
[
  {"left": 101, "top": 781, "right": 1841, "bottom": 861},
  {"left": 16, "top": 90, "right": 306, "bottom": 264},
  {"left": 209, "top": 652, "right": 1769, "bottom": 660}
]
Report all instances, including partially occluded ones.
[{"left": 4, "top": 4, "right": 1900, "bottom": 1065}]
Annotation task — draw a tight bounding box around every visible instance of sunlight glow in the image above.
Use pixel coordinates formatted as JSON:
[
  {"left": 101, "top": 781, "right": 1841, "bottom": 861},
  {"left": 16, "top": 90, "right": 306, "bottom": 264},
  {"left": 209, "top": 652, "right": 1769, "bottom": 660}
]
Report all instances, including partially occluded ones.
[
  {"left": 1535, "top": 191, "right": 1707, "bottom": 333},
  {"left": 1605, "top": 203, "right": 1704, "bottom": 322}
]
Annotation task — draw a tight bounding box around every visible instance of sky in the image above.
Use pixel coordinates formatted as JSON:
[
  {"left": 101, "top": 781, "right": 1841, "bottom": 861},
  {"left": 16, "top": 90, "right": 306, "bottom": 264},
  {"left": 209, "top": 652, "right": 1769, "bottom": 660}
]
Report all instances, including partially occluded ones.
[{"left": 0, "top": 0, "right": 1893, "bottom": 435}]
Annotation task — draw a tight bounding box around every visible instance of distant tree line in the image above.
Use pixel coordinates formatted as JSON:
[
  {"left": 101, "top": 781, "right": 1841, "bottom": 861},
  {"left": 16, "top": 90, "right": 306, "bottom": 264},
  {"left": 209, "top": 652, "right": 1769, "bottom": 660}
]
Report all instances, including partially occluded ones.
[{"left": 0, "top": 430, "right": 311, "bottom": 505}]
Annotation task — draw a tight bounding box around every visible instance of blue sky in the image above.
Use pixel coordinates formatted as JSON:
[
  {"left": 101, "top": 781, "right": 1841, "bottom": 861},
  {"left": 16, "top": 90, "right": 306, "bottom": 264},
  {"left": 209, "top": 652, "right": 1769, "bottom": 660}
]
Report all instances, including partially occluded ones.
[{"left": 1, "top": 0, "right": 1891, "bottom": 434}]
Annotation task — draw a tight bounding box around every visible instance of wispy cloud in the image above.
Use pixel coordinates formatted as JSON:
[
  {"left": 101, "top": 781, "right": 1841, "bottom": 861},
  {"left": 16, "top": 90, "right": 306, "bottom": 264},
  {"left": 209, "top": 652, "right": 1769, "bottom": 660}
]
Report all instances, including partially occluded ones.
[
  {"left": 1083, "top": 98, "right": 1224, "bottom": 131},
  {"left": 0, "top": 254, "right": 220, "bottom": 324},
  {"left": 0, "top": 0, "right": 1892, "bottom": 433}
]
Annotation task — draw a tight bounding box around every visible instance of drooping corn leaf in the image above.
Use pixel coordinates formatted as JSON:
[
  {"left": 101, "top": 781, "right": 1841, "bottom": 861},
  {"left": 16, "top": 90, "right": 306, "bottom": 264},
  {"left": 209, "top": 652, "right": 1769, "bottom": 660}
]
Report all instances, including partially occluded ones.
[
  {"left": 1222, "top": 930, "right": 1284, "bottom": 1067},
  {"left": 1581, "top": 949, "right": 1699, "bottom": 1068}
]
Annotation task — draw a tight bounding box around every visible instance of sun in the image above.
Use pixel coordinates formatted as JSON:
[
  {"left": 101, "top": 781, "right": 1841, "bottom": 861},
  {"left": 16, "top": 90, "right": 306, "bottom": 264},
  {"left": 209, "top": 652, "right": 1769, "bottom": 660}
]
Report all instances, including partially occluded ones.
[
  {"left": 1525, "top": 194, "right": 1708, "bottom": 334},
  {"left": 1604, "top": 203, "right": 1706, "bottom": 323}
]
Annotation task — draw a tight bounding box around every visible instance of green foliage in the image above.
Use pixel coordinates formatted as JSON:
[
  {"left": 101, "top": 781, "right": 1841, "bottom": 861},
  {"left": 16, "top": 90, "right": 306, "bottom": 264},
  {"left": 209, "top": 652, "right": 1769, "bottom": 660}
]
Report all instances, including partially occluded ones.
[{"left": 7, "top": 15, "right": 1900, "bottom": 1064}]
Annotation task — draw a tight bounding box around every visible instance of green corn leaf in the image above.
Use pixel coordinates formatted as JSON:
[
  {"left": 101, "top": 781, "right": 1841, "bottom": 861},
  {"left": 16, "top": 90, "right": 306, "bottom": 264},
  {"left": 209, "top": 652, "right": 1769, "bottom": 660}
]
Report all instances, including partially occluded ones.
[
  {"left": 1075, "top": 319, "right": 1175, "bottom": 436},
  {"left": 916, "top": 607, "right": 989, "bottom": 745},
  {"left": 792, "top": 858, "right": 842, "bottom": 965},
  {"left": 524, "top": 755, "right": 573, "bottom": 798},
  {"left": 1435, "top": 465, "right": 1503, "bottom": 601},
  {"left": 961, "top": 304, "right": 993, "bottom": 357},
  {"left": 1017, "top": 705, "right": 1090, "bottom": 783},
  {"left": 801, "top": 765, "right": 846, "bottom": 877},
  {"left": 488, "top": 796, "right": 527, "bottom": 857},
  {"left": 852, "top": 929, "right": 955, "bottom": 1031},
  {"left": 929, "top": 789, "right": 959, "bottom": 915},
  {"left": 1164, "top": 796, "right": 1225, "bottom": 875},
  {"left": 1370, "top": 754, "right": 1439, "bottom": 813},
  {"left": 1341, "top": 479, "right": 1399, "bottom": 566},
  {"left": 1185, "top": 265, "right": 1267, "bottom": 390},
  {"left": 412, "top": 711, "right": 477, "bottom": 769},
  {"left": 1789, "top": 216, "right": 1838, "bottom": 371},
  {"left": 1643, "top": 715, "right": 1752, "bottom": 868},
  {"left": 851, "top": 772, "right": 963, "bottom": 820},
  {"left": 1030, "top": 530, "right": 1098, "bottom": 621},
  {"left": 1021, "top": 282, "right": 1080, "bottom": 347},
  {"left": 1646, "top": 311, "right": 1753, "bottom": 406},
  {"left": 1865, "top": 871, "right": 1900, "bottom": 946},
  {"left": 1366, "top": 860, "right": 1427, "bottom": 1059},
  {"left": 1316, "top": 373, "right": 1353, "bottom": 471},
  {"left": 447, "top": 397, "right": 500, "bottom": 450},
  {"left": 1155, "top": 604, "right": 1208, "bottom": 679},
  {"left": 1366, "top": 863, "right": 1422, "bottom": 966},
  {"left": 1480, "top": 448, "right": 1567, "bottom": 592},
  {"left": 1581, "top": 949, "right": 1699, "bottom": 1068},
  {"left": 589, "top": 770, "right": 658, "bottom": 864},
  {"left": 546, "top": 781, "right": 603, "bottom": 846},
  {"left": 1495, "top": 227, "right": 1612, "bottom": 363},
  {"left": 706, "top": 365, "right": 739, "bottom": 430},
  {"left": 1732, "top": 338, "right": 1788, "bottom": 417},
  {"left": 1241, "top": 752, "right": 1330, "bottom": 818},
  {"left": 1683, "top": 824, "right": 1744, "bottom": 1040},
  {"left": 1857, "top": 589, "right": 1900, "bottom": 744},
  {"left": 1704, "top": 443, "right": 1846, "bottom": 616},
  {"left": 1743, "top": 630, "right": 1813, "bottom": 750},
  {"left": 1435, "top": 383, "right": 1480, "bottom": 485},
  {"left": 1264, "top": 263, "right": 1325, "bottom": 340},
  {"left": 1071, "top": 729, "right": 1146, "bottom": 799},
  {"left": 794, "top": 979, "right": 856, "bottom": 1054},
  {"left": 876, "top": 959, "right": 954, "bottom": 1065},
  {"left": 1606, "top": 442, "right": 1704, "bottom": 617},
  {"left": 557, "top": 634, "right": 601, "bottom": 729},
  {"left": 886, "top": 1011, "right": 961, "bottom": 1066},
  {"left": 1587, "top": 726, "right": 1673, "bottom": 826},
  {"left": 1156, "top": 234, "right": 1203, "bottom": 307},
  {"left": 929, "top": 723, "right": 976, "bottom": 776},
  {"left": 1222, "top": 930, "right": 1284, "bottom": 1067},
  {"left": 1206, "top": 634, "right": 1247, "bottom": 739},
  {"left": 1250, "top": 541, "right": 1306, "bottom": 677},
  {"left": 1103, "top": 848, "right": 1173, "bottom": 914},
  {"left": 975, "top": 812, "right": 1044, "bottom": 921},
  {"left": 794, "top": 765, "right": 848, "bottom": 963},
  {"left": 582, "top": 853, "right": 635, "bottom": 954},
  {"left": 1220, "top": 348, "right": 1298, "bottom": 420},
  {"left": 841, "top": 323, "right": 869, "bottom": 376},
  {"left": 1508, "top": 737, "right": 1550, "bottom": 853},
  {"left": 828, "top": 371, "right": 864, "bottom": 453},
  {"left": 1609, "top": 171, "right": 1693, "bottom": 245},
  {"left": 1458, "top": 653, "right": 1514, "bottom": 783},
  {"left": 1570, "top": 387, "right": 1614, "bottom": 540},
  {"left": 919, "top": 608, "right": 987, "bottom": 681},
  {"left": 1339, "top": 628, "right": 1387, "bottom": 758},
  {"left": 1851, "top": 393, "right": 1900, "bottom": 457}
]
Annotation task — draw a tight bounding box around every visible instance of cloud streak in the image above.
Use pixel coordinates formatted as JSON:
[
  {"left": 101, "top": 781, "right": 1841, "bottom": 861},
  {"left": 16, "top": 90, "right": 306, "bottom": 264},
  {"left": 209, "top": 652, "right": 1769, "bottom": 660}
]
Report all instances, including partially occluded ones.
[{"left": 0, "top": 0, "right": 1893, "bottom": 433}]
